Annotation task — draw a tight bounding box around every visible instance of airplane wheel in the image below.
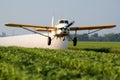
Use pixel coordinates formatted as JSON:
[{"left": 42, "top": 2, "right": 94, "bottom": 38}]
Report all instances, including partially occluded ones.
[
  {"left": 73, "top": 37, "right": 77, "bottom": 46},
  {"left": 48, "top": 37, "right": 52, "bottom": 45}
]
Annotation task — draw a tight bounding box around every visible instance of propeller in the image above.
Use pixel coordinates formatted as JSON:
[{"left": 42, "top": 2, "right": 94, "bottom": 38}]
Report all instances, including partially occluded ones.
[
  {"left": 60, "top": 21, "right": 75, "bottom": 30},
  {"left": 65, "top": 21, "right": 75, "bottom": 28}
]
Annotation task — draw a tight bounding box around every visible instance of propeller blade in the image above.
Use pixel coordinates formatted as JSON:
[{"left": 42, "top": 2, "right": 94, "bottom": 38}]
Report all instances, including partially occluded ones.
[{"left": 65, "top": 21, "right": 75, "bottom": 28}]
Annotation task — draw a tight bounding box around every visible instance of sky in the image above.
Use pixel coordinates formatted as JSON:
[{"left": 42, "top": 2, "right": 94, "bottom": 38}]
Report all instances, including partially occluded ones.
[{"left": 0, "top": 0, "right": 120, "bottom": 36}]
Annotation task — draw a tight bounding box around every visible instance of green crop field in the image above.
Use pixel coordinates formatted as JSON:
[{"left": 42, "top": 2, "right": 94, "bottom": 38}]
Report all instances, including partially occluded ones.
[
  {"left": 69, "top": 42, "right": 120, "bottom": 53},
  {"left": 0, "top": 42, "right": 120, "bottom": 80}
]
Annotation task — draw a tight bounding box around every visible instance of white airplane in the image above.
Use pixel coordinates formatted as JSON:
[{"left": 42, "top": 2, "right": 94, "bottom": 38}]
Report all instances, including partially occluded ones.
[{"left": 3, "top": 19, "right": 116, "bottom": 49}]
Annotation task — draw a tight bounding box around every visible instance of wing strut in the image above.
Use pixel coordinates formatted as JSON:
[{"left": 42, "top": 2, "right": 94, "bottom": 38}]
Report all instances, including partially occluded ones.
[
  {"left": 21, "top": 27, "right": 49, "bottom": 37},
  {"left": 22, "top": 27, "right": 54, "bottom": 46},
  {"left": 87, "top": 29, "right": 102, "bottom": 34}
]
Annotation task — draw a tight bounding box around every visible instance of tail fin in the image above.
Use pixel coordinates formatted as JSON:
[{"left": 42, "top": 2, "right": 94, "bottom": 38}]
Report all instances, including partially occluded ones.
[{"left": 51, "top": 16, "right": 54, "bottom": 27}]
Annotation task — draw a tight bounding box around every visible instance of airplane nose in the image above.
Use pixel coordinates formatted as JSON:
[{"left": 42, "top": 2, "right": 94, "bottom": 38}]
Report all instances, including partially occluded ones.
[{"left": 64, "top": 32, "right": 66, "bottom": 33}]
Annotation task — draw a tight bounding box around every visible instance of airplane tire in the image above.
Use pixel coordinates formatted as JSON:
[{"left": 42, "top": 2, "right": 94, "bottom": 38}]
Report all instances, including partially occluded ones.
[
  {"left": 48, "top": 37, "right": 52, "bottom": 45},
  {"left": 73, "top": 37, "right": 77, "bottom": 46}
]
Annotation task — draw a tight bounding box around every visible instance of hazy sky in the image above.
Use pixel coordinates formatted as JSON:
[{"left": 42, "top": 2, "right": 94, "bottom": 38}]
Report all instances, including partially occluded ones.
[{"left": 0, "top": 0, "right": 120, "bottom": 36}]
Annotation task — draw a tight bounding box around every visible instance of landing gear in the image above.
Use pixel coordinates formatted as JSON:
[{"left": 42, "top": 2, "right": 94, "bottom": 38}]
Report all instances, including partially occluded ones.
[
  {"left": 72, "top": 30, "right": 77, "bottom": 46},
  {"left": 48, "top": 37, "right": 52, "bottom": 45},
  {"left": 73, "top": 37, "right": 77, "bottom": 46},
  {"left": 63, "top": 37, "right": 65, "bottom": 41}
]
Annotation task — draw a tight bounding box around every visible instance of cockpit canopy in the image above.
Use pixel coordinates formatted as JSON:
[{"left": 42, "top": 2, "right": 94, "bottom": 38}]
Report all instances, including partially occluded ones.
[{"left": 58, "top": 20, "right": 69, "bottom": 24}]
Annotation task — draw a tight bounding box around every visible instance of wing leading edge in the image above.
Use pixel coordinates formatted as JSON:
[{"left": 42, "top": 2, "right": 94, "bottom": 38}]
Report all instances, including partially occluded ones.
[{"left": 70, "top": 24, "right": 116, "bottom": 31}]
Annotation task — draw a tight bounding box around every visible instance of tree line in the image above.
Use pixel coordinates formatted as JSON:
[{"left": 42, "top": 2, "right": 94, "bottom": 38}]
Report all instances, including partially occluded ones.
[{"left": 70, "top": 33, "right": 120, "bottom": 42}]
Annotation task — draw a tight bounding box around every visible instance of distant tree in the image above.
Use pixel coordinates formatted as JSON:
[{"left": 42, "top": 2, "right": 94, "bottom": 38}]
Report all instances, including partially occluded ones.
[
  {"left": 89, "top": 33, "right": 99, "bottom": 41},
  {"left": 103, "top": 33, "right": 117, "bottom": 41},
  {"left": 2, "top": 32, "right": 6, "bottom": 37},
  {"left": 78, "top": 34, "right": 89, "bottom": 41},
  {"left": 70, "top": 33, "right": 120, "bottom": 42},
  {"left": 114, "top": 33, "right": 120, "bottom": 41}
]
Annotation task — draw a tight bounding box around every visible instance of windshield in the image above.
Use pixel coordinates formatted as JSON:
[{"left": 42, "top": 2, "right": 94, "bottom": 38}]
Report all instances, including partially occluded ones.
[{"left": 59, "top": 20, "right": 69, "bottom": 24}]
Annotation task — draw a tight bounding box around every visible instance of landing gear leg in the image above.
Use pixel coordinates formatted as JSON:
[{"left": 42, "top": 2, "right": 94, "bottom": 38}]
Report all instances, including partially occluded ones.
[
  {"left": 73, "top": 30, "right": 77, "bottom": 46},
  {"left": 73, "top": 37, "right": 77, "bottom": 46},
  {"left": 48, "top": 37, "right": 52, "bottom": 45},
  {"left": 63, "top": 37, "right": 65, "bottom": 41}
]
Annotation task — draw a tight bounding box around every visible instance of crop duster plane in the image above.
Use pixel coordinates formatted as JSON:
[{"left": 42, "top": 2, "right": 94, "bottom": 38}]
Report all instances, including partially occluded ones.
[{"left": 4, "top": 19, "right": 116, "bottom": 48}]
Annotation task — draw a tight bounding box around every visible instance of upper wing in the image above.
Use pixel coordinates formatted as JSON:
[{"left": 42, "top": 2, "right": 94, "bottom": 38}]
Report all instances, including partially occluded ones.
[
  {"left": 5, "top": 23, "right": 57, "bottom": 30},
  {"left": 70, "top": 24, "right": 116, "bottom": 31}
]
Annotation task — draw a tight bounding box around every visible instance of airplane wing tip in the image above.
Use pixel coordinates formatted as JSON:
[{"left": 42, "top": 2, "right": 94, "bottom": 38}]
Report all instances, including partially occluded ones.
[
  {"left": 107, "top": 24, "right": 116, "bottom": 28},
  {"left": 4, "top": 23, "right": 14, "bottom": 26},
  {"left": 4, "top": 23, "right": 10, "bottom": 26}
]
